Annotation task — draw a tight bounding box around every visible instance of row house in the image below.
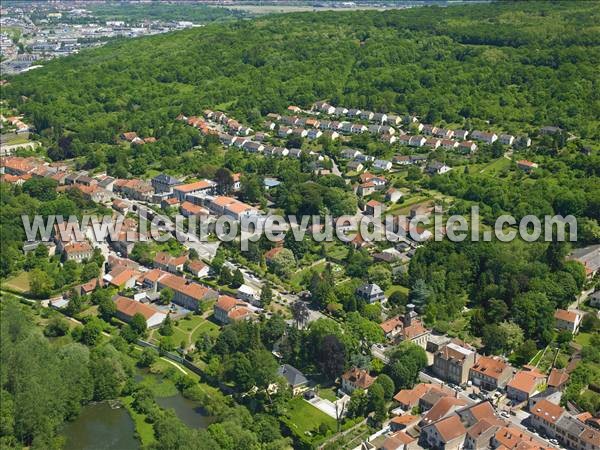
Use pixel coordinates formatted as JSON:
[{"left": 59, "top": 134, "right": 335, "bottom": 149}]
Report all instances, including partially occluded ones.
[
  {"left": 153, "top": 252, "right": 188, "bottom": 273},
  {"left": 529, "top": 399, "right": 599, "bottom": 450},
  {"left": 214, "top": 295, "right": 253, "bottom": 325},
  {"left": 152, "top": 173, "right": 182, "bottom": 194},
  {"left": 469, "top": 356, "right": 514, "bottom": 391},
  {"left": 114, "top": 179, "right": 154, "bottom": 202},
  {"left": 471, "top": 131, "right": 498, "bottom": 144},
  {"left": 432, "top": 341, "right": 477, "bottom": 385},
  {"left": 172, "top": 180, "right": 216, "bottom": 202},
  {"left": 142, "top": 269, "right": 218, "bottom": 312},
  {"left": 458, "top": 141, "right": 478, "bottom": 153}
]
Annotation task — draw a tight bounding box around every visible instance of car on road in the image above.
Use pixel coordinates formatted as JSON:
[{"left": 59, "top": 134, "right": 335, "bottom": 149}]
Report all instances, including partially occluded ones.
[{"left": 469, "top": 393, "right": 479, "bottom": 400}]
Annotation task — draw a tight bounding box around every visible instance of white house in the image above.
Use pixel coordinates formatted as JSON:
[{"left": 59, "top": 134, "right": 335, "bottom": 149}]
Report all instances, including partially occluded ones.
[{"left": 373, "top": 159, "right": 392, "bottom": 171}]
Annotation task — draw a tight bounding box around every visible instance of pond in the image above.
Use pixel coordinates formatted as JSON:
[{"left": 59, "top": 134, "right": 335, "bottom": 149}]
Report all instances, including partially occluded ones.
[
  {"left": 155, "top": 394, "right": 214, "bottom": 429},
  {"left": 61, "top": 402, "right": 139, "bottom": 450},
  {"left": 136, "top": 367, "right": 215, "bottom": 429}
]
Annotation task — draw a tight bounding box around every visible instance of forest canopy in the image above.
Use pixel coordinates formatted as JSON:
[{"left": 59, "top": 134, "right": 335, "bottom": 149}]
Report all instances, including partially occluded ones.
[{"left": 3, "top": 1, "right": 599, "bottom": 153}]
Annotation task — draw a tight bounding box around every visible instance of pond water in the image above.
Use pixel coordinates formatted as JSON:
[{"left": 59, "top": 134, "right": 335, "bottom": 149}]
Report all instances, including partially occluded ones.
[
  {"left": 137, "top": 367, "right": 215, "bottom": 429},
  {"left": 61, "top": 402, "right": 139, "bottom": 450},
  {"left": 155, "top": 394, "right": 214, "bottom": 429},
  {"left": 62, "top": 369, "right": 215, "bottom": 448}
]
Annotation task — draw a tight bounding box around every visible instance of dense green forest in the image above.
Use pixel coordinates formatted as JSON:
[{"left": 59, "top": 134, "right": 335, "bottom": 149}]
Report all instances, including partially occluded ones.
[{"left": 3, "top": 1, "right": 599, "bottom": 152}]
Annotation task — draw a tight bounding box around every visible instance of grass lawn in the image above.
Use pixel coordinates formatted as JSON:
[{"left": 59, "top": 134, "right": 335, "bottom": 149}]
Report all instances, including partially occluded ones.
[
  {"left": 289, "top": 261, "right": 327, "bottom": 289},
  {"left": 318, "top": 387, "right": 338, "bottom": 402},
  {"left": 2, "top": 272, "right": 31, "bottom": 293},
  {"left": 121, "top": 396, "right": 156, "bottom": 447},
  {"left": 575, "top": 332, "right": 595, "bottom": 346},
  {"left": 529, "top": 348, "right": 546, "bottom": 366},
  {"left": 479, "top": 157, "right": 511, "bottom": 176},
  {"left": 385, "top": 284, "right": 409, "bottom": 298},
  {"left": 281, "top": 397, "right": 337, "bottom": 440},
  {"left": 138, "top": 370, "right": 178, "bottom": 397}
]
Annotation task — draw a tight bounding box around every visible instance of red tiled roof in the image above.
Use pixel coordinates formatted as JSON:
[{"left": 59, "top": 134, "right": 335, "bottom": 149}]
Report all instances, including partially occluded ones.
[
  {"left": 342, "top": 367, "right": 376, "bottom": 390},
  {"left": 421, "top": 397, "right": 467, "bottom": 424},
  {"left": 433, "top": 415, "right": 467, "bottom": 443},
  {"left": 114, "top": 295, "right": 160, "bottom": 320},
  {"left": 471, "top": 356, "right": 510, "bottom": 380},
  {"left": 175, "top": 180, "right": 213, "bottom": 193},
  {"left": 529, "top": 399, "right": 565, "bottom": 425},
  {"left": 508, "top": 370, "right": 545, "bottom": 395},
  {"left": 554, "top": 309, "right": 578, "bottom": 323}
]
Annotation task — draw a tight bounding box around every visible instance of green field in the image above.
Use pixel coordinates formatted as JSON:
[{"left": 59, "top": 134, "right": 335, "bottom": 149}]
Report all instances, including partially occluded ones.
[
  {"left": 2, "top": 272, "right": 31, "bottom": 293},
  {"left": 281, "top": 397, "right": 337, "bottom": 442}
]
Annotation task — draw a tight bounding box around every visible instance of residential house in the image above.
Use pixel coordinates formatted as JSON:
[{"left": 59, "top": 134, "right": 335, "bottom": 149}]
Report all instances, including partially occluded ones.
[
  {"left": 589, "top": 290, "right": 600, "bottom": 308},
  {"left": 387, "top": 114, "right": 402, "bottom": 125},
  {"left": 287, "top": 105, "right": 301, "bottom": 113},
  {"left": 469, "top": 356, "right": 514, "bottom": 391},
  {"left": 433, "top": 341, "right": 477, "bottom": 385},
  {"left": 393, "top": 383, "right": 452, "bottom": 411},
  {"left": 242, "top": 141, "right": 264, "bottom": 153},
  {"left": 103, "top": 265, "right": 139, "bottom": 289},
  {"left": 420, "top": 397, "right": 468, "bottom": 427},
  {"left": 185, "top": 259, "right": 210, "bottom": 278},
  {"left": 341, "top": 148, "right": 361, "bottom": 160},
  {"left": 499, "top": 134, "right": 515, "bottom": 146},
  {"left": 454, "top": 130, "right": 469, "bottom": 140},
  {"left": 410, "top": 155, "right": 428, "bottom": 165},
  {"left": 567, "top": 244, "right": 600, "bottom": 278},
  {"left": 434, "top": 128, "right": 454, "bottom": 139},
  {"left": 365, "top": 199, "right": 385, "bottom": 216},
  {"left": 441, "top": 139, "right": 458, "bottom": 150},
  {"left": 214, "top": 295, "right": 252, "bottom": 325},
  {"left": 517, "top": 160, "right": 539, "bottom": 172},
  {"left": 409, "top": 136, "right": 426, "bottom": 147},
  {"left": 292, "top": 127, "right": 308, "bottom": 138},
  {"left": 114, "top": 179, "right": 154, "bottom": 202},
  {"left": 422, "top": 125, "right": 438, "bottom": 136},
  {"left": 357, "top": 181, "right": 377, "bottom": 197},
  {"left": 373, "top": 159, "right": 393, "bottom": 171},
  {"left": 62, "top": 241, "right": 93, "bottom": 262},
  {"left": 368, "top": 124, "right": 382, "bottom": 134},
  {"left": 347, "top": 161, "right": 364, "bottom": 173},
  {"left": 307, "top": 129, "right": 322, "bottom": 140},
  {"left": 425, "top": 138, "right": 441, "bottom": 149},
  {"left": 347, "top": 109, "right": 362, "bottom": 118},
  {"left": 540, "top": 126, "right": 562, "bottom": 135},
  {"left": 361, "top": 111, "right": 374, "bottom": 121},
  {"left": 173, "top": 180, "right": 216, "bottom": 202},
  {"left": 278, "top": 126, "right": 293, "bottom": 138},
  {"left": 142, "top": 270, "right": 217, "bottom": 312},
  {"left": 381, "top": 133, "right": 397, "bottom": 145},
  {"left": 114, "top": 295, "right": 166, "bottom": 328},
  {"left": 386, "top": 188, "right": 403, "bottom": 203},
  {"left": 334, "top": 106, "right": 348, "bottom": 116},
  {"left": 154, "top": 252, "right": 187, "bottom": 274},
  {"left": 507, "top": 368, "right": 546, "bottom": 402},
  {"left": 277, "top": 364, "right": 308, "bottom": 395},
  {"left": 421, "top": 414, "right": 467, "bottom": 450},
  {"left": 180, "top": 201, "right": 210, "bottom": 218},
  {"left": 426, "top": 161, "right": 452, "bottom": 175},
  {"left": 356, "top": 154, "right": 375, "bottom": 163},
  {"left": 554, "top": 309, "right": 582, "bottom": 334},
  {"left": 351, "top": 123, "right": 368, "bottom": 134},
  {"left": 288, "top": 148, "right": 303, "bottom": 159},
  {"left": 393, "top": 155, "right": 412, "bottom": 166},
  {"left": 471, "top": 131, "right": 498, "bottom": 144},
  {"left": 372, "top": 113, "right": 387, "bottom": 124},
  {"left": 458, "top": 141, "right": 477, "bottom": 154},
  {"left": 341, "top": 367, "right": 376, "bottom": 394},
  {"left": 356, "top": 283, "right": 386, "bottom": 303},
  {"left": 237, "top": 284, "right": 260, "bottom": 305},
  {"left": 121, "top": 131, "right": 138, "bottom": 142},
  {"left": 516, "top": 136, "right": 532, "bottom": 147}
]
